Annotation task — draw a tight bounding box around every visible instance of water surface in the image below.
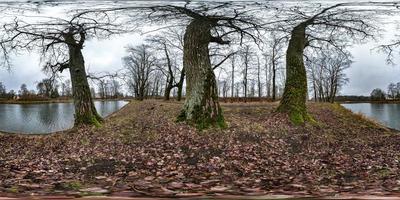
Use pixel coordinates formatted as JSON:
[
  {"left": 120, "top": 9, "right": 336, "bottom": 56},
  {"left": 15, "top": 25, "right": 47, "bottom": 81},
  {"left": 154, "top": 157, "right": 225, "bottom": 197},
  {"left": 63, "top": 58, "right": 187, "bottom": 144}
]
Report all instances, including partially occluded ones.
[
  {"left": 0, "top": 100, "right": 128, "bottom": 134},
  {"left": 341, "top": 103, "right": 400, "bottom": 130}
]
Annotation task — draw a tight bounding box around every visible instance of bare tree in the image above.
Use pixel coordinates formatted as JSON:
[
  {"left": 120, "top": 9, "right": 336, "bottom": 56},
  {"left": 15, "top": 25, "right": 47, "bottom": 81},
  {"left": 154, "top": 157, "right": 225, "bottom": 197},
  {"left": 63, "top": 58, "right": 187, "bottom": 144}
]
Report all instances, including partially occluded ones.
[
  {"left": 230, "top": 54, "right": 236, "bottom": 98},
  {"left": 306, "top": 46, "right": 351, "bottom": 103},
  {"left": 36, "top": 78, "right": 59, "bottom": 98},
  {"left": 239, "top": 44, "right": 254, "bottom": 101},
  {"left": 135, "top": 2, "right": 263, "bottom": 128},
  {"left": 60, "top": 79, "right": 72, "bottom": 97},
  {"left": 274, "top": 2, "right": 379, "bottom": 124},
  {"left": 146, "top": 28, "right": 185, "bottom": 101},
  {"left": 0, "top": 8, "right": 128, "bottom": 125},
  {"left": 256, "top": 56, "right": 262, "bottom": 98},
  {"left": 266, "top": 33, "right": 286, "bottom": 101},
  {"left": 0, "top": 82, "right": 6, "bottom": 98},
  {"left": 123, "top": 44, "right": 157, "bottom": 101}
]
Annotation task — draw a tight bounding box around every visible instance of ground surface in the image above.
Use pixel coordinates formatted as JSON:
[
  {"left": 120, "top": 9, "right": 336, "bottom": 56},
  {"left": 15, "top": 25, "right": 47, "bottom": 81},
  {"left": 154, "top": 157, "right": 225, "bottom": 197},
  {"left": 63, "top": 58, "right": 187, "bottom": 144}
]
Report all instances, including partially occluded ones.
[{"left": 0, "top": 100, "right": 400, "bottom": 199}]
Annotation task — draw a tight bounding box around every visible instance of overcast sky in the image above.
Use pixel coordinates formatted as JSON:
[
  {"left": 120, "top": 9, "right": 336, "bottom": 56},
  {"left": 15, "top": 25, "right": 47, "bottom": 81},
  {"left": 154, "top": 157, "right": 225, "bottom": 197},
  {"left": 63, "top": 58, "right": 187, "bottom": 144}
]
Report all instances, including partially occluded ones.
[{"left": 0, "top": 0, "right": 399, "bottom": 96}]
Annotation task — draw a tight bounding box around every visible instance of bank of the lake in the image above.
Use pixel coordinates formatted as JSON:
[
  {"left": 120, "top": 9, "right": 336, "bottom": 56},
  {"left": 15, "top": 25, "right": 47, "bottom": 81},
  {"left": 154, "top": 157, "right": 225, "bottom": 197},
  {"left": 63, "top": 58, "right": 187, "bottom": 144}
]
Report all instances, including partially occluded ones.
[
  {"left": 0, "top": 100, "right": 399, "bottom": 199},
  {"left": 0, "top": 98, "right": 132, "bottom": 104},
  {"left": 0, "top": 99, "right": 73, "bottom": 104},
  {"left": 342, "top": 103, "right": 400, "bottom": 131},
  {"left": 0, "top": 100, "right": 129, "bottom": 134}
]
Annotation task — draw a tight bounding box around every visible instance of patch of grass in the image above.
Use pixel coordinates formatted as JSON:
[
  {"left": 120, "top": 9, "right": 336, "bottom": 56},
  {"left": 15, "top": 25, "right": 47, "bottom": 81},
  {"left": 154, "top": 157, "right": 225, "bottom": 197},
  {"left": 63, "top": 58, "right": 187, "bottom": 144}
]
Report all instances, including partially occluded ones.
[
  {"left": 376, "top": 168, "right": 391, "bottom": 178},
  {"left": 59, "top": 181, "right": 83, "bottom": 191},
  {"left": 8, "top": 186, "right": 19, "bottom": 193},
  {"left": 80, "top": 137, "right": 89, "bottom": 145}
]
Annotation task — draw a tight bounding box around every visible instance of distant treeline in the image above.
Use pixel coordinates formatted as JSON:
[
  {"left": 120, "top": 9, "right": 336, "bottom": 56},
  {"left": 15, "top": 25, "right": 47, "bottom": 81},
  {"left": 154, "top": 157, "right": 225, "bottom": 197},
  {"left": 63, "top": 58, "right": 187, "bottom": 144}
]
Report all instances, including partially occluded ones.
[{"left": 334, "top": 95, "right": 371, "bottom": 102}]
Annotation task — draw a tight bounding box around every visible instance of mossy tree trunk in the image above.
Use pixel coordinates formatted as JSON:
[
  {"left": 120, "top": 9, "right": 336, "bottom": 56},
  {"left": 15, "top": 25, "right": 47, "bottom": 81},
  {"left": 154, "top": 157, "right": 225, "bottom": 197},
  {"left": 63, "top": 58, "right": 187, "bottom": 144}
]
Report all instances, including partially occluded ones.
[
  {"left": 177, "top": 19, "right": 225, "bottom": 129},
  {"left": 64, "top": 33, "right": 102, "bottom": 126},
  {"left": 277, "top": 23, "right": 312, "bottom": 124}
]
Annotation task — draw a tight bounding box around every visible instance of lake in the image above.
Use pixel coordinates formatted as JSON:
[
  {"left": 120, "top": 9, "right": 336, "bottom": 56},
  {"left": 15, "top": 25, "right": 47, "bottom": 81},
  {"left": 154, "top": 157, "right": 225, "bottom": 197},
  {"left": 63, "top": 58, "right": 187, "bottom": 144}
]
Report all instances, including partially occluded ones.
[
  {"left": 0, "top": 100, "right": 128, "bottom": 134},
  {"left": 341, "top": 103, "right": 400, "bottom": 130}
]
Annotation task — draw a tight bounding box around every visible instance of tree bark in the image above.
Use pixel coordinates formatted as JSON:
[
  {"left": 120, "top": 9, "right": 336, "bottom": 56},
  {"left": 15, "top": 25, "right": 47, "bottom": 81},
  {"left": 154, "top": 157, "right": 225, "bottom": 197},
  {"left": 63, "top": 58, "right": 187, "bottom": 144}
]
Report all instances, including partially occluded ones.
[
  {"left": 176, "top": 67, "right": 185, "bottom": 101},
  {"left": 177, "top": 19, "right": 225, "bottom": 129},
  {"left": 277, "top": 23, "right": 312, "bottom": 124},
  {"left": 272, "top": 51, "right": 277, "bottom": 101},
  {"left": 231, "top": 57, "right": 235, "bottom": 98},
  {"left": 65, "top": 34, "right": 102, "bottom": 126},
  {"left": 163, "top": 43, "right": 174, "bottom": 101},
  {"left": 164, "top": 77, "right": 173, "bottom": 101},
  {"left": 257, "top": 58, "right": 262, "bottom": 98}
]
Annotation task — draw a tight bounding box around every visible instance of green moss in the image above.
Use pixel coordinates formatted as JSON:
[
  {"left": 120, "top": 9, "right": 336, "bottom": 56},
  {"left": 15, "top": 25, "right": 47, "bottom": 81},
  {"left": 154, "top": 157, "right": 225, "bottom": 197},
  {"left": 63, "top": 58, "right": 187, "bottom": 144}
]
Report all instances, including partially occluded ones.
[
  {"left": 8, "top": 186, "right": 19, "bottom": 193},
  {"left": 176, "top": 110, "right": 186, "bottom": 122},
  {"left": 216, "top": 113, "right": 227, "bottom": 129},
  {"left": 289, "top": 111, "right": 305, "bottom": 125},
  {"left": 75, "top": 113, "right": 103, "bottom": 127},
  {"left": 277, "top": 24, "right": 314, "bottom": 125},
  {"left": 177, "top": 105, "right": 227, "bottom": 130},
  {"left": 80, "top": 137, "right": 89, "bottom": 145},
  {"left": 62, "top": 181, "right": 82, "bottom": 191},
  {"left": 90, "top": 115, "right": 102, "bottom": 128},
  {"left": 377, "top": 168, "right": 391, "bottom": 178}
]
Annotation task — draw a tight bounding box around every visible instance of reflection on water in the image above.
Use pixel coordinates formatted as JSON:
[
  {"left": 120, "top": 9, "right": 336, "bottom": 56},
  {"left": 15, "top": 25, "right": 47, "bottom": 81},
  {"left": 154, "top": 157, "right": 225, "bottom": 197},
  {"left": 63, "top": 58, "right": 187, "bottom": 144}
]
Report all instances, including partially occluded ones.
[
  {"left": 342, "top": 103, "right": 400, "bottom": 130},
  {"left": 0, "top": 100, "right": 128, "bottom": 134}
]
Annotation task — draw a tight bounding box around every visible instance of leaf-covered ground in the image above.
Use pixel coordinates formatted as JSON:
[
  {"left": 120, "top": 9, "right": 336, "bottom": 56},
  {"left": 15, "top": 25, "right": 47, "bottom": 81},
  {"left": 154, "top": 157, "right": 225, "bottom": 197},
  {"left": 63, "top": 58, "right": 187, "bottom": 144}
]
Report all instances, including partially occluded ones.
[{"left": 0, "top": 100, "right": 400, "bottom": 198}]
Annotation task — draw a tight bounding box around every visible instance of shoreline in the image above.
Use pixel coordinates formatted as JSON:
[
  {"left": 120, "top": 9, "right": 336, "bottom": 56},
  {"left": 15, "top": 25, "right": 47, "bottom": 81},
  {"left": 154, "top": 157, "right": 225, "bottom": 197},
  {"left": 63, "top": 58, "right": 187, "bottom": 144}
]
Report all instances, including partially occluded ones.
[
  {"left": 0, "top": 98, "right": 132, "bottom": 104},
  {"left": 337, "top": 100, "right": 400, "bottom": 104},
  {"left": 0, "top": 100, "right": 132, "bottom": 136}
]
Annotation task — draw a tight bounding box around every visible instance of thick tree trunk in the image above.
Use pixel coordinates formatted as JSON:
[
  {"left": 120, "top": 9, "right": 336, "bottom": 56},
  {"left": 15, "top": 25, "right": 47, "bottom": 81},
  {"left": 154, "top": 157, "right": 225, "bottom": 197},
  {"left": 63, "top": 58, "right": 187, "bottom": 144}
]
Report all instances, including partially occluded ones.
[
  {"left": 277, "top": 23, "right": 312, "bottom": 124},
  {"left": 177, "top": 19, "right": 225, "bottom": 129},
  {"left": 66, "top": 40, "right": 102, "bottom": 126}
]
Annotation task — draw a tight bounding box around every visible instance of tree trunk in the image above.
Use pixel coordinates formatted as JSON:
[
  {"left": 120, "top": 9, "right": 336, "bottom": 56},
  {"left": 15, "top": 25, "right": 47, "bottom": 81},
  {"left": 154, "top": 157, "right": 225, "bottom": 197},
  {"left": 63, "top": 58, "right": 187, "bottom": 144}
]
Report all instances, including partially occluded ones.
[
  {"left": 163, "top": 43, "right": 173, "bottom": 101},
  {"left": 164, "top": 77, "right": 173, "bottom": 101},
  {"left": 272, "top": 53, "right": 277, "bottom": 101},
  {"left": 177, "top": 19, "right": 225, "bottom": 129},
  {"left": 176, "top": 67, "right": 185, "bottom": 101},
  {"left": 66, "top": 37, "right": 102, "bottom": 126},
  {"left": 257, "top": 58, "right": 262, "bottom": 98},
  {"left": 277, "top": 23, "right": 312, "bottom": 124},
  {"left": 231, "top": 56, "right": 235, "bottom": 98},
  {"left": 243, "top": 63, "right": 248, "bottom": 101}
]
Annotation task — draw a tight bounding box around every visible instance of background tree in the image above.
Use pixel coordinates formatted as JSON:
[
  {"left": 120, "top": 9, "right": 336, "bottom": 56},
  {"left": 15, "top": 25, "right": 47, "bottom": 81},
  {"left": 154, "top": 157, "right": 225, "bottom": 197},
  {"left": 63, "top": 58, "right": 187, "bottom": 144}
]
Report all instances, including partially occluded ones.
[
  {"left": 146, "top": 29, "right": 185, "bottom": 101},
  {"left": 387, "top": 82, "right": 397, "bottom": 99},
  {"left": 60, "top": 79, "right": 72, "bottom": 98},
  {"left": 265, "top": 33, "right": 286, "bottom": 101},
  {"left": 123, "top": 44, "right": 157, "bottom": 101},
  {"left": 0, "top": 82, "right": 6, "bottom": 98},
  {"left": 36, "top": 78, "right": 59, "bottom": 98},
  {"left": 371, "top": 88, "right": 386, "bottom": 101},
  {"left": 239, "top": 45, "right": 254, "bottom": 100},
  {"left": 19, "top": 84, "right": 29, "bottom": 98},
  {"left": 306, "top": 46, "right": 351, "bottom": 103}
]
